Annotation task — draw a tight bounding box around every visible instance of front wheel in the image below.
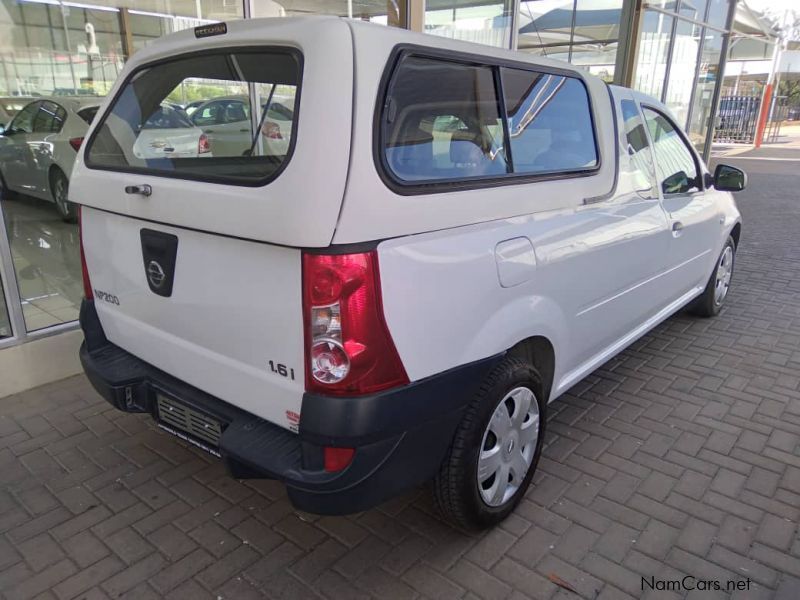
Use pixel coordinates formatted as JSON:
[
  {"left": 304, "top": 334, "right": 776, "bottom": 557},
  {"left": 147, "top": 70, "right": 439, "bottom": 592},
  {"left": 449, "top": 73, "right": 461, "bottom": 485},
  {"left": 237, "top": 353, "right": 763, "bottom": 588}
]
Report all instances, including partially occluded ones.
[
  {"left": 433, "top": 357, "right": 546, "bottom": 530},
  {"left": 689, "top": 235, "right": 736, "bottom": 317},
  {"left": 51, "top": 168, "right": 77, "bottom": 223}
]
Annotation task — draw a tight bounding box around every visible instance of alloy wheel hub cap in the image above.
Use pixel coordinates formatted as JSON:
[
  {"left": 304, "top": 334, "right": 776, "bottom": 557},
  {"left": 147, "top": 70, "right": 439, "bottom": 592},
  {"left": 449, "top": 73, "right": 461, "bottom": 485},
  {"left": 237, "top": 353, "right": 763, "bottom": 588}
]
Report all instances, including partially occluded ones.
[
  {"left": 714, "top": 246, "right": 734, "bottom": 306},
  {"left": 477, "top": 386, "right": 539, "bottom": 507}
]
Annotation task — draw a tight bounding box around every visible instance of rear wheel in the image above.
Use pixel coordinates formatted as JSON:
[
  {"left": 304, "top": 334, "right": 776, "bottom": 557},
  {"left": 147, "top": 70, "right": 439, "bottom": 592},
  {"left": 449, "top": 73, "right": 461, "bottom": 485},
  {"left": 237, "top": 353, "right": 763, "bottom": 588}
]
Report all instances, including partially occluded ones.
[
  {"left": 688, "top": 236, "right": 736, "bottom": 317},
  {"left": 0, "top": 169, "right": 15, "bottom": 200},
  {"left": 50, "top": 168, "right": 76, "bottom": 223},
  {"left": 434, "top": 357, "right": 546, "bottom": 530}
]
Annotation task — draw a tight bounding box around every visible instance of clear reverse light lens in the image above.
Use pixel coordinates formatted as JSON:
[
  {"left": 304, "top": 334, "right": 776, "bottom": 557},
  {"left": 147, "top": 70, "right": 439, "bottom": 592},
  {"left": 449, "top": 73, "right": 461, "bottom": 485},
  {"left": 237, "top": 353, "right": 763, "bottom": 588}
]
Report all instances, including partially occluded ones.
[
  {"left": 311, "top": 303, "right": 341, "bottom": 340},
  {"left": 311, "top": 339, "right": 350, "bottom": 383}
]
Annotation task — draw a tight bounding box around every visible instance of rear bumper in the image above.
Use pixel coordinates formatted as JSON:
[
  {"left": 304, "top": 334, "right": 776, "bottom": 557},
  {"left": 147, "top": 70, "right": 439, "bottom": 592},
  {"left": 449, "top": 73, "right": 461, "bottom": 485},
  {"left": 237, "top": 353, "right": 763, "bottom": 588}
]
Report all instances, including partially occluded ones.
[{"left": 79, "top": 300, "right": 500, "bottom": 514}]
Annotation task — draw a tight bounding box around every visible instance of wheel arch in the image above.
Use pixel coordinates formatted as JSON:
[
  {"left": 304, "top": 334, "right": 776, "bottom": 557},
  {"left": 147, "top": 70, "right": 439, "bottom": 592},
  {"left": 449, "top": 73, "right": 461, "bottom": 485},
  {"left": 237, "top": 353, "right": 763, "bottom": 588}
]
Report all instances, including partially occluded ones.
[
  {"left": 730, "top": 221, "right": 742, "bottom": 248},
  {"left": 507, "top": 335, "right": 556, "bottom": 403}
]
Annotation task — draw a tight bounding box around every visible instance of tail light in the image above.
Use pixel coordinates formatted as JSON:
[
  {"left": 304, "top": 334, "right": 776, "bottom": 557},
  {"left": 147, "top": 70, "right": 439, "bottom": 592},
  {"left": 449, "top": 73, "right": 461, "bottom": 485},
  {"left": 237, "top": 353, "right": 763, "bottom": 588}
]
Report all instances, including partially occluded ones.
[
  {"left": 302, "top": 251, "right": 408, "bottom": 396},
  {"left": 262, "top": 121, "right": 283, "bottom": 140},
  {"left": 78, "top": 206, "right": 93, "bottom": 300},
  {"left": 69, "top": 137, "right": 84, "bottom": 152},
  {"left": 198, "top": 133, "right": 211, "bottom": 154}
]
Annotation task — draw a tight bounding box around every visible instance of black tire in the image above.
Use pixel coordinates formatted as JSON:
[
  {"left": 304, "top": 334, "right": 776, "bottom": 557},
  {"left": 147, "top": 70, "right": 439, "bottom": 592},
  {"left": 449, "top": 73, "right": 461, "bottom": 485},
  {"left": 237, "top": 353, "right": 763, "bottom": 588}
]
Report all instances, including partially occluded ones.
[
  {"left": 688, "top": 235, "right": 736, "bottom": 318},
  {"left": 0, "top": 169, "right": 15, "bottom": 200},
  {"left": 50, "top": 168, "right": 77, "bottom": 223},
  {"left": 433, "top": 356, "right": 547, "bottom": 530}
]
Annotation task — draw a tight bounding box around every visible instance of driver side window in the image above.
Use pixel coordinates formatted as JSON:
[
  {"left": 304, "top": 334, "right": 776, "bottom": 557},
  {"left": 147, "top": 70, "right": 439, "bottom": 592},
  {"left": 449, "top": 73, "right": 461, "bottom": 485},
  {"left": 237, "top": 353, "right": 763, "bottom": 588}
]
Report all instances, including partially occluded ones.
[
  {"left": 9, "top": 102, "right": 39, "bottom": 134},
  {"left": 191, "top": 102, "right": 222, "bottom": 127},
  {"left": 643, "top": 107, "right": 699, "bottom": 195},
  {"left": 221, "top": 101, "right": 248, "bottom": 124}
]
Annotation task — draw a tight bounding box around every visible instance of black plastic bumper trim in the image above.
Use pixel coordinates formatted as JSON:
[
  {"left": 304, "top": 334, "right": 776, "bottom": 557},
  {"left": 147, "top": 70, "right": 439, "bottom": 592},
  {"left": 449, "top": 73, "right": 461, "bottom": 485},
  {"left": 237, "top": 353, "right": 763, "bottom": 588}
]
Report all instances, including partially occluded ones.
[{"left": 78, "top": 299, "right": 502, "bottom": 514}]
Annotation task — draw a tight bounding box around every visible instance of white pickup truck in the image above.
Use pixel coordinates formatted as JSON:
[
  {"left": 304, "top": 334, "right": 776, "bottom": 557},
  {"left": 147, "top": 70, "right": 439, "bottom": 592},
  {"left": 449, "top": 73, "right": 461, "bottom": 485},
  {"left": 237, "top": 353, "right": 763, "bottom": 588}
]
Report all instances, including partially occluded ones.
[{"left": 73, "top": 17, "right": 745, "bottom": 529}]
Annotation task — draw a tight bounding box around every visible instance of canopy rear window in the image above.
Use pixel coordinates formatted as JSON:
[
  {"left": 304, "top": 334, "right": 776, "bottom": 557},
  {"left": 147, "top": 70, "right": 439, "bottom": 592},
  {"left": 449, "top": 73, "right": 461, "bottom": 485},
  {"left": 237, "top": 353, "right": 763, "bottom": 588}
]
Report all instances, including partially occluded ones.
[{"left": 86, "top": 49, "right": 301, "bottom": 186}]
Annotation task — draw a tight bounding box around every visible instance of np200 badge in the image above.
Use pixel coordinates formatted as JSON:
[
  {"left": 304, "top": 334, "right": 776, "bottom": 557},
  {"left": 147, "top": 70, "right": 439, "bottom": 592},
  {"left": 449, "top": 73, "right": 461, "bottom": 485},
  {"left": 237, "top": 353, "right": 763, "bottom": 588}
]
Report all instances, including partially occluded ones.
[{"left": 94, "top": 290, "right": 120, "bottom": 305}]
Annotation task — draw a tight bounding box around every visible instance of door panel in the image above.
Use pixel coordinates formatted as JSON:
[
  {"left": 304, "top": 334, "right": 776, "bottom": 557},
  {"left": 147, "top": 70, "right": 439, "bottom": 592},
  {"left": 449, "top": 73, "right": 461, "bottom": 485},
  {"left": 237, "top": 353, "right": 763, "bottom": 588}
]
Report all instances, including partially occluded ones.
[
  {"left": 82, "top": 207, "right": 306, "bottom": 431},
  {"left": 643, "top": 107, "right": 720, "bottom": 292},
  {"left": 29, "top": 100, "right": 66, "bottom": 195},
  {"left": 536, "top": 196, "right": 673, "bottom": 369},
  {"left": 0, "top": 101, "right": 39, "bottom": 192},
  {"left": 379, "top": 194, "right": 672, "bottom": 388}
]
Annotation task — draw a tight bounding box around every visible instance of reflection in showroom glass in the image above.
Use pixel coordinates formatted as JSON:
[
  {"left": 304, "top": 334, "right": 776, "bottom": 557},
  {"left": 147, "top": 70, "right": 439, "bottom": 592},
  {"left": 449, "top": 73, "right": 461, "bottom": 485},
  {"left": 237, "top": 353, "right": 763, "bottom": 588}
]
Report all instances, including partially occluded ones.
[
  {"left": 0, "top": 274, "right": 10, "bottom": 338},
  {"left": 0, "top": 0, "right": 405, "bottom": 335}
]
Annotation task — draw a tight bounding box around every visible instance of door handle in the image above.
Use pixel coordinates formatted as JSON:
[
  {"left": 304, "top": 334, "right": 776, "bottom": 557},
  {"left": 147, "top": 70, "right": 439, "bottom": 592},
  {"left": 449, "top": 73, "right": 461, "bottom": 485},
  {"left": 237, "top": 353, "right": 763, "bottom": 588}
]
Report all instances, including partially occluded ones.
[
  {"left": 125, "top": 184, "right": 152, "bottom": 197},
  {"left": 672, "top": 221, "right": 684, "bottom": 236}
]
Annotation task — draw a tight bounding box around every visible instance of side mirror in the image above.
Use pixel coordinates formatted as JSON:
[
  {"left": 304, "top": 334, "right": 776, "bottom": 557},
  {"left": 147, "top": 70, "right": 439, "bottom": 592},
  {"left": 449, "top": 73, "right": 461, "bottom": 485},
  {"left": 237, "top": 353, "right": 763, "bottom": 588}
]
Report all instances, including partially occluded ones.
[{"left": 713, "top": 163, "right": 747, "bottom": 192}]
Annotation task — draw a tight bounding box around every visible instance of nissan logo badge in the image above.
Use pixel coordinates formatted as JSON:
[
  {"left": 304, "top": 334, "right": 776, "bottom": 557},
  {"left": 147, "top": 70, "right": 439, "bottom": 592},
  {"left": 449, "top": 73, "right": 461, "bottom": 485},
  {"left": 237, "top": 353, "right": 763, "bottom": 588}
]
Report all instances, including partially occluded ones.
[{"left": 147, "top": 260, "right": 166, "bottom": 289}]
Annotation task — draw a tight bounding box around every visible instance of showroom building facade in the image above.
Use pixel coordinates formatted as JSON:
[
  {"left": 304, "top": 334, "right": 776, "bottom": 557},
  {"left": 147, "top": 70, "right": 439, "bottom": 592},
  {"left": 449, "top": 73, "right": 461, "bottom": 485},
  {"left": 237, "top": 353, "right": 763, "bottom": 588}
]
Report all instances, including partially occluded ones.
[{"left": 0, "top": 0, "right": 772, "bottom": 392}]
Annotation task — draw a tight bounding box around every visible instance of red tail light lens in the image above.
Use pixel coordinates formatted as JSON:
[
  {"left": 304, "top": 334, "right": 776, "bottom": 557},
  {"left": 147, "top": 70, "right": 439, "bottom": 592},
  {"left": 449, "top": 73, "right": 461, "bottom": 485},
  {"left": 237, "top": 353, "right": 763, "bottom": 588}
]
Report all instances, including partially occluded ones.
[
  {"left": 262, "top": 121, "right": 283, "bottom": 139},
  {"left": 69, "top": 137, "right": 84, "bottom": 152},
  {"left": 198, "top": 133, "right": 211, "bottom": 154},
  {"left": 302, "top": 251, "right": 408, "bottom": 396},
  {"left": 324, "top": 447, "right": 355, "bottom": 472},
  {"left": 78, "top": 206, "right": 93, "bottom": 300}
]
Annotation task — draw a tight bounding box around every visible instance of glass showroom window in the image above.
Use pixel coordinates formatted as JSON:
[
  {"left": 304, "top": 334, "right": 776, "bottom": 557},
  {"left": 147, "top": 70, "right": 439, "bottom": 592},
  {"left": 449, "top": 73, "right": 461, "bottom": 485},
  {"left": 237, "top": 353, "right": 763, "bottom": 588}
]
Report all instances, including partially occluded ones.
[
  {"left": 252, "top": 0, "right": 407, "bottom": 27},
  {"left": 0, "top": 0, "right": 243, "bottom": 334},
  {"left": 426, "top": 0, "right": 514, "bottom": 48},
  {"left": 517, "top": 0, "right": 574, "bottom": 51},
  {"left": 634, "top": 10, "right": 674, "bottom": 101},
  {"left": 570, "top": 41, "right": 618, "bottom": 82},
  {"left": 704, "top": 0, "right": 730, "bottom": 29},
  {"left": 643, "top": 0, "right": 678, "bottom": 11},
  {"left": 0, "top": 0, "right": 406, "bottom": 341},
  {"left": 679, "top": 0, "right": 708, "bottom": 21},
  {"left": 688, "top": 27, "right": 723, "bottom": 152},
  {"left": 663, "top": 19, "right": 702, "bottom": 127},
  {"left": 516, "top": 0, "right": 622, "bottom": 82}
]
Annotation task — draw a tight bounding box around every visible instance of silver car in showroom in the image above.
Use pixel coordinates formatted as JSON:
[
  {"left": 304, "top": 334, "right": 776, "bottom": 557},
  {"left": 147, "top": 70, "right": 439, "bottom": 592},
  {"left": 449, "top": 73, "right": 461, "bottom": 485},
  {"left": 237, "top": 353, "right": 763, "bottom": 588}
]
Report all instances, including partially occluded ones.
[{"left": 0, "top": 97, "right": 99, "bottom": 222}]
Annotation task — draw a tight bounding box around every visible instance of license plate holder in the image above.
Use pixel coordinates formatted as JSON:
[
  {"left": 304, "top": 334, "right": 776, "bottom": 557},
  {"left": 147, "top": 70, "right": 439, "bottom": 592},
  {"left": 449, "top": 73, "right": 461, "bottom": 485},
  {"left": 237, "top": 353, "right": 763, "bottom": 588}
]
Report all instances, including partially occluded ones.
[{"left": 156, "top": 393, "right": 222, "bottom": 457}]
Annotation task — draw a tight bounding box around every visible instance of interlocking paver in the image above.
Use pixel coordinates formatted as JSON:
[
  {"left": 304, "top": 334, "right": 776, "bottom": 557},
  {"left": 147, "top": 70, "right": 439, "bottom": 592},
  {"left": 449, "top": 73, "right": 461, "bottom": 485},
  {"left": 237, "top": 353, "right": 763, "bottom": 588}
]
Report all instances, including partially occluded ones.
[{"left": 3, "top": 152, "right": 800, "bottom": 598}]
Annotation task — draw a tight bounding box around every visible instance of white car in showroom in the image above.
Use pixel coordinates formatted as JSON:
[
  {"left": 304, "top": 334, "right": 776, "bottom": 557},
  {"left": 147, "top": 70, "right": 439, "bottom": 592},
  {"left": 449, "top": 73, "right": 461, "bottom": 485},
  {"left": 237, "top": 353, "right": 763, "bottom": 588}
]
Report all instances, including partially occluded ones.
[
  {"left": 73, "top": 18, "right": 745, "bottom": 529},
  {"left": 132, "top": 104, "right": 211, "bottom": 160},
  {"left": 190, "top": 94, "right": 294, "bottom": 156},
  {"left": 0, "top": 96, "right": 36, "bottom": 128},
  {"left": 0, "top": 97, "right": 99, "bottom": 221}
]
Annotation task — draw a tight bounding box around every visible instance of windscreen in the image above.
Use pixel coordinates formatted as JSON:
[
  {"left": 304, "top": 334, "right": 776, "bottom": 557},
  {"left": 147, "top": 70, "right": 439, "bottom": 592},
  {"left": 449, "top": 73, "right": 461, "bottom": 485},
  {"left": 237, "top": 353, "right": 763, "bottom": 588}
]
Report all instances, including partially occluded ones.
[{"left": 86, "top": 49, "right": 301, "bottom": 185}]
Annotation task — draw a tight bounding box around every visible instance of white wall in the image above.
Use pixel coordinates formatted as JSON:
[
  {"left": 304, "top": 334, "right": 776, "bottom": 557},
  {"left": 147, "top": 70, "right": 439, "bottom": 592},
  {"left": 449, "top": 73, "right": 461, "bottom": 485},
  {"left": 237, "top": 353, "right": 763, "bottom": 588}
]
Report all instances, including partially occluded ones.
[{"left": 0, "top": 330, "right": 83, "bottom": 399}]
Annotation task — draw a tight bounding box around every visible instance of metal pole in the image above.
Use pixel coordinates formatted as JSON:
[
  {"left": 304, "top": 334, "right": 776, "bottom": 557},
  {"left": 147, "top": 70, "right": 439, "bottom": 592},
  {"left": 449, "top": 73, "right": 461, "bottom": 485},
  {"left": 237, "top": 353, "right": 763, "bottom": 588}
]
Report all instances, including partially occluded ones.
[
  {"left": 58, "top": 2, "right": 79, "bottom": 93},
  {"left": 754, "top": 8, "right": 784, "bottom": 148},
  {"left": 242, "top": 0, "right": 263, "bottom": 156},
  {"left": 615, "top": 0, "right": 643, "bottom": 88},
  {"left": 408, "top": 0, "right": 425, "bottom": 33},
  {"left": 754, "top": 41, "right": 779, "bottom": 148},
  {"left": 510, "top": 0, "right": 520, "bottom": 50}
]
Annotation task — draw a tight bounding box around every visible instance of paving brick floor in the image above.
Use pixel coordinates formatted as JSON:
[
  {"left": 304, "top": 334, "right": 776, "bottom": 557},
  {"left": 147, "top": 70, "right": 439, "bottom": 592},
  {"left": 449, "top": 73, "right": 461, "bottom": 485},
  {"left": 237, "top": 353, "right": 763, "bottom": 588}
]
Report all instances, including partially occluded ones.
[{"left": 2, "top": 149, "right": 800, "bottom": 599}]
